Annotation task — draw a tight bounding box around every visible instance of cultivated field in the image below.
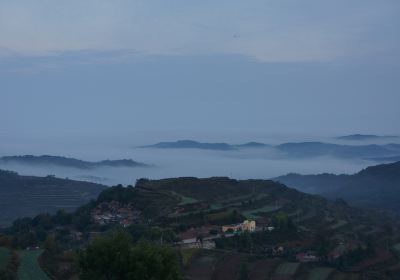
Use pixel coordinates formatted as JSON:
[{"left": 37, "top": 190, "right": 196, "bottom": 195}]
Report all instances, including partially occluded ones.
[
  {"left": 17, "top": 250, "right": 50, "bottom": 280},
  {"left": 307, "top": 267, "right": 333, "bottom": 280}
]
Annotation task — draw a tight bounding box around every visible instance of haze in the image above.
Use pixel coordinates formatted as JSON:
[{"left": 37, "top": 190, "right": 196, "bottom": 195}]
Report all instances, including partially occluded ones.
[{"left": 1, "top": 0, "right": 399, "bottom": 184}]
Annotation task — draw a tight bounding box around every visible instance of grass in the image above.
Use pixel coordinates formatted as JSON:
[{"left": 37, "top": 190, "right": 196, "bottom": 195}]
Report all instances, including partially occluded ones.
[
  {"left": 181, "top": 248, "right": 200, "bottom": 267},
  {"left": 170, "top": 191, "right": 199, "bottom": 205},
  {"left": 0, "top": 247, "right": 11, "bottom": 269},
  {"left": 274, "top": 262, "right": 300, "bottom": 276},
  {"left": 242, "top": 204, "right": 282, "bottom": 219},
  {"left": 17, "top": 250, "right": 50, "bottom": 280},
  {"left": 307, "top": 267, "right": 334, "bottom": 280}
]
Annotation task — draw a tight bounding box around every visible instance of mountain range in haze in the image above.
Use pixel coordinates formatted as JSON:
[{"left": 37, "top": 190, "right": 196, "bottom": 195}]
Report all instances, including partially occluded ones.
[
  {"left": 0, "top": 155, "right": 149, "bottom": 169},
  {"left": 337, "top": 134, "right": 399, "bottom": 141},
  {"left": 275, "top": 161, "right": 400, "bottom": 212},
  {"left": 144, "top": 140, "right": 400, "bottom": 160},
  {"left": 141, "top": 140, "right": 270, "bottom": 151}
]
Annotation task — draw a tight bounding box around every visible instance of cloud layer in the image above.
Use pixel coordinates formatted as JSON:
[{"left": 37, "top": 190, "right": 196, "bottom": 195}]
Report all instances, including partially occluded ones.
[{"left": 0, "top": 0, "right": 399, "bottom": 62}]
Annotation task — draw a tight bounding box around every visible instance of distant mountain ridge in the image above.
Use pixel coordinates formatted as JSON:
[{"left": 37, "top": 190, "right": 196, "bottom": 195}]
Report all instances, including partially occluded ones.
[
  {"left": 142, "top": 140, "right": 271, "bottom": 151},
  {"left": 275, "top": 161, "right": 400, "bottom": 211},
  {"left": 276, "top": 142, "right": 400, "bottom": 158},
  {"left": 143, "top": 140, "right": 400, "bottom": 160},
  {"left": 337, "top": 134, "right": 399, "bottom": 141},
  {"left": 0, "top": 155, "right": 149, "bottom": 169}
]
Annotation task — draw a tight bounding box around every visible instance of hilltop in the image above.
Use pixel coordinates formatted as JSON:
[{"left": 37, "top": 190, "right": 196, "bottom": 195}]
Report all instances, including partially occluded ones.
[
  {"left": 275, "top": 161, "right": 400, "bottom": 211},
  {"left": 0, "top": 155, "right": 149, "bottom": 169},
  {"left": 0, "top": 170, "right": 106, "bottom": 227}
]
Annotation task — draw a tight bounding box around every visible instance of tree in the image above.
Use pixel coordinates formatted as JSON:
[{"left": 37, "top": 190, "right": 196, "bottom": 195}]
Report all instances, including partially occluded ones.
[{"left": 79, "top": 231, "right": 182, "bottom": 280}]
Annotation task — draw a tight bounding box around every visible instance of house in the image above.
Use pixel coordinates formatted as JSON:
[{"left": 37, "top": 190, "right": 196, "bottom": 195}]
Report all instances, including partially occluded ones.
[{"left": 222, "top": 220, "right": 256, "bottom": 233}]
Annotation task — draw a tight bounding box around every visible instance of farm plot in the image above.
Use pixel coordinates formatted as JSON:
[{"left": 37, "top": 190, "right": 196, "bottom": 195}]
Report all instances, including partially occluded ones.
[
  {"left": 248, "top": 259, "right": 280, "bottom": 280},
  {"left": 17, "top": 250, "right": 50, "bottom": 280},
  {"left": 273, "top": 262, "right": 300, "bottom": 280},
  {"left": 0, "top": 247, "right": 11, "bottom": 269},
  {"left": 170, "top": 191, "right": 198, "bottom": 205},
  {"left": 213, "top": 252, "right": 243, "bottom": 280},
  {"left": 181, "top": 248, "right": 200, "bottom": 267},
  {"left": 307, "top": 267, "right": 333, "bottom": 280},
  {"left": 185, "top": 251, "right": 223, "bottom": 280},
  {"left": 243, "top": 205, "right": 282, "bottom": 219}
]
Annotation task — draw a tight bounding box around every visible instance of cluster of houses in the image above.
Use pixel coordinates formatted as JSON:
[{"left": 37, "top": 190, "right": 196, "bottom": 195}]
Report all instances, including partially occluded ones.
[
  {"left": 222, "top": 220, "right": 256, "bottom": 233},
  {"left": 91, "top": 201, "right": 141, "bottom": 227}
]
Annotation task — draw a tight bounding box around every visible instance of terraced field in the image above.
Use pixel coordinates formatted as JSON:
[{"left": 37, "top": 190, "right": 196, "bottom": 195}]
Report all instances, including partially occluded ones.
[
  {"left": 17, "top": 250, "right": 50, "bottom": 280},
  {"left": 0, "top": 171, "right": 105, "bottom": 227},
  {"left": 243, "top": 204, "right": 282, "bottom": 219}
]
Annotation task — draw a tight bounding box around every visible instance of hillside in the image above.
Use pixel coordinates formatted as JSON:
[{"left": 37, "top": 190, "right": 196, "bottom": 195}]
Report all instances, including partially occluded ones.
[
  {"left": 3, "top": 177, "right": 400, "bottom": 279},
  {"left": 0, "top": 155, "right": 149, "bottom": 169},
  {"left": 0, "top": 170, "right": 106, "bottom": 227},
  {"left": 275, "top": 161, "right": 400, "bottom": 211}
]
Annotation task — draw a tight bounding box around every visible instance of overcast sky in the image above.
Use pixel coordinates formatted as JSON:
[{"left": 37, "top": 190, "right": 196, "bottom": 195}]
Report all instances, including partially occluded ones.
[{"left": 1, "top": 0, "right": 399, "bottom": 141}]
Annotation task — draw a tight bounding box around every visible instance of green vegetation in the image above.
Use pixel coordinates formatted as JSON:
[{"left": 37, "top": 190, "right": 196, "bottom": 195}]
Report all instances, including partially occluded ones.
[
  {"left": 79, "top": 231, "right": 183, "bottom": 280},
  {"left": 0, "top": 247, "right": 11, "bottom": 269},
  {"left": 274, "top": 262, "right": 300, "bottom": 277},
  {"left": 181, "top": 248, "right": 199, "bottom": 267},
  {"left": 242, "top": 204, "right": 282, "bottom": 219},
  {"left": 170, "top": 191, "right": 198, "bottom": 205},
  {"left": 307, "top": 267, "right": 333, "bottom": 280},
  {"left": 17, "top": 250, "right": 50, "bottom": 280}
]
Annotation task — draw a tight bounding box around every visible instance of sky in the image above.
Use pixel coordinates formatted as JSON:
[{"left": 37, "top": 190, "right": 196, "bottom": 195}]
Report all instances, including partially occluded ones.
[{"left": 1, "top": 0, "right": 400, "bottom": 142}]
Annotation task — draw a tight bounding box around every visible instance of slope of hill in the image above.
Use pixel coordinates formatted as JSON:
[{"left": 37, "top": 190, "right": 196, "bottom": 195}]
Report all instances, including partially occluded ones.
[
  {"left": 275, "top": 161, "right": 400, "bottom": 211},
  {"left": 4, "top": 177, "right": 400, "bottom": 279},
  {"left": 0, "top": 170, "right": 106, "bottom": 227},
  {"left": 0, "top": 155, "right": 149, "bottom": 169}
]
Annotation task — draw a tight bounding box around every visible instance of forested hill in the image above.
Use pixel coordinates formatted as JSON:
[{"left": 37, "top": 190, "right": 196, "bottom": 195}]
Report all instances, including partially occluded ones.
[
  {"left": 0, "top": 170, "right": 106, "bottom": 227},
  {"left": 0, "top": 155, "right": 149, "bottom": 169},
  {"left": 275, "top": 161, "right": 400, "bottom": 211}
]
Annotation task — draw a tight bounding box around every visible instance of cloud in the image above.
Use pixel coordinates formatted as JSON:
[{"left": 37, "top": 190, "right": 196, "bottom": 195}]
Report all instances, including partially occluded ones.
[{"left": 0, "top": 0, "right": 399, "bottom": 62}]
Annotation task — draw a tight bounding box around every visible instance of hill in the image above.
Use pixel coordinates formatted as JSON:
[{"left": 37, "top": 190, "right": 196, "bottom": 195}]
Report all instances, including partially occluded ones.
[
  {"left": 0, "top": 155, "right": 149, "bottom": 169},
  {"left": 276, "top": 142, "right": 400, "bottom": 158},
  {"left": 3, "top": 177, "right": 400, "bottom": 279},
  {"left": 337, "top": 134, "right": 399, "bottom": 141},
  {"left": 275, "top": 161, "right": 400, "bottom": 211},
  {"left": 142, "top": 140, "right": 236, "bottom": 150},
  {"left": 0, "top": 170, "right": 106, "bottom": 227},
  {"left": 143, "top": 140, "right": 400, "bottom": 159}
]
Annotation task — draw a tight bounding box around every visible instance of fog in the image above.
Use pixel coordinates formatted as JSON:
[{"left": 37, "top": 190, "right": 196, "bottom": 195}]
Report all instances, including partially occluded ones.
[{"left": 0, "top": 132, "right": 391, "bottom": 186}]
